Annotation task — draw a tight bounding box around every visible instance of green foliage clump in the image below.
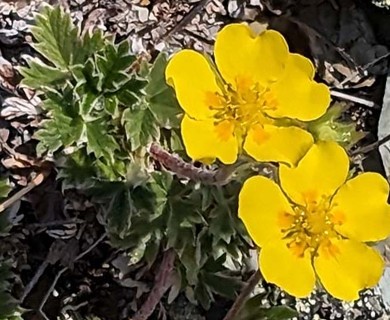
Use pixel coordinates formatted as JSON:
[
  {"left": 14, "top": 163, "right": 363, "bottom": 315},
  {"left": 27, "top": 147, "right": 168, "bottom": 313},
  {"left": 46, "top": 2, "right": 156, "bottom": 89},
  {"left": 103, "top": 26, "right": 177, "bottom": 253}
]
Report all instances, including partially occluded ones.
[{"left": 19, "top": 6, "right": 253, "bottom": 310}]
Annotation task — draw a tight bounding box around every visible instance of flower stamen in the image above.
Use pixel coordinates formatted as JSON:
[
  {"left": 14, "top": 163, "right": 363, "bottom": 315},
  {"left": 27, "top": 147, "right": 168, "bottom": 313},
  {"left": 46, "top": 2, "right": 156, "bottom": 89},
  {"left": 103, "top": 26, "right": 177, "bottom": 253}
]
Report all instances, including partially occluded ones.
[
  {"left": 280, "top": 194, "right": 342, "bottom": 257},
  {"left": 208, "top": 77, "right": 279, "bottom": 141}
]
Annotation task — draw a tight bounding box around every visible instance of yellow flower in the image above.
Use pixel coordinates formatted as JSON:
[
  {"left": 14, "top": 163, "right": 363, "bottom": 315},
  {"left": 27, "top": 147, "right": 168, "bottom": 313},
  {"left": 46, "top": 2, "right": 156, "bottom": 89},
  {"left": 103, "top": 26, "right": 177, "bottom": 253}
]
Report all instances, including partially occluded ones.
[
  {"left": 239, "top": 141, "right": 390, "bottom": 300},
  {"left": 165, "top": 23, "right": 330, "bottom": 165}
]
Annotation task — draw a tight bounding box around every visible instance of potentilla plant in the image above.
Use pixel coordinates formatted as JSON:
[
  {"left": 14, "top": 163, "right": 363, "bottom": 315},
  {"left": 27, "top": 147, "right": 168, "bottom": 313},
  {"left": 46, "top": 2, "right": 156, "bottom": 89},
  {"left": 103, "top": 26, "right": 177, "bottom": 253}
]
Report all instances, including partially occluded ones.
[
  {"left": 16, "top": 4, "right": 390, "bottom": 318},
  {"left": 166, "top": 22, "right": 390, "bottom": 301}
]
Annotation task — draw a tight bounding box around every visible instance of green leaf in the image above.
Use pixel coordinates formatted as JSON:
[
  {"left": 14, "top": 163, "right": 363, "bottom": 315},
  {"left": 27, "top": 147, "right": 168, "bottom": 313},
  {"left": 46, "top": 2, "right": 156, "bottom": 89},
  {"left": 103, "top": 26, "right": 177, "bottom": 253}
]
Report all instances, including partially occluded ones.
[
  {"left": 143, "top": 236, "right": 160, "bottom": 268},
  {"left": 0, "top": 179, "right": 10, "bottom": 199},
  {"left": 103, "top": 96, "right": 119, "bottom": 116},
  {"left": 209, "top": 206, "right": 235, "bottom": 244},
  {"left": 19, "top": 58, "right": 70, "bottom": 89},
  {"left": 80, "top": 91, "right": 100, "bottom": 116},
  {"left": 122, "top": 107, "right": 160, "bottom": 150},
  {"left": 145, "top": 52, "right": 182, "bottom": 128},
  {"left": 80, "top": 29, "right": 105, "bottom": 60},
  {"left": 237, "top": 294, "right": 298, "bottom": 320},
  {"left": 85, "top": 119, "right": 120, "bottom": 159},
  {"left": 263, "top": 306, "right": 298, "bottom": 320},
  {"left": 203, "top": 272, "right": 241, "bottom": 299},
  {"left": 116, "top": 77, "right": 147, "bottom": 106},
  {"left": 71, "top": 58, "right": 102, "bottom": 93},
  {"left": 100, "top": 183, "right": 134, "bottom": 238},
  {"left": 35, "top": 114, "right": 83, "bottom": 154},
  {"left": 96, "top": 41, "right": 136, "bottom": 92},
  {"left": 194, "top": 281, "right": 213, "bottom": 310},
  {"left": 31, "top": 6, "right": 81, "bottom": 69},
  {"left": 57, "top": 149, "right": 97, "bottom": 189},
  {"left": 0, "top": 262, "right": 21, "bottom": 319}
]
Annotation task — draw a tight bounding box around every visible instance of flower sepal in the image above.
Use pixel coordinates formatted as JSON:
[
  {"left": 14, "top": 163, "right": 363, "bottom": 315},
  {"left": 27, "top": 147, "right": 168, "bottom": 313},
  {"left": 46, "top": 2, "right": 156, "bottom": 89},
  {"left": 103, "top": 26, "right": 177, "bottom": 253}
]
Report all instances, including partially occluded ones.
[{"left": 308, "top": 103, "right": 366, "bottom": 148}]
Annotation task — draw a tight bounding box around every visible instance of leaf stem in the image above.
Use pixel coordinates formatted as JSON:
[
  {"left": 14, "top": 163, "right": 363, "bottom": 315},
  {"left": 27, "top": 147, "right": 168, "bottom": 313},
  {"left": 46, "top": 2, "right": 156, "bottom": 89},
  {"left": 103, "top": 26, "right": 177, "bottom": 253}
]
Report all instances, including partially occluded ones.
[
  {"left": 131, "top": 249, "right": 176, "bottom": 320},
  {"left": 223, "top": 270, "right": 262, "bottom": 320}
]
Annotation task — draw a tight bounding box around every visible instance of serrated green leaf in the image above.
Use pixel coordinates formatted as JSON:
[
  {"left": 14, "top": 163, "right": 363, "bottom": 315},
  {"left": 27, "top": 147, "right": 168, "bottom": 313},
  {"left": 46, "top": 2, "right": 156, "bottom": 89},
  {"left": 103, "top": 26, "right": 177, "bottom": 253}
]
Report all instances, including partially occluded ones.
[
  {"left": 19, "top": 58, "right": 70, "bottom": 89},
  {"left": 85, "top": 119, "right": 120, "bottom": 159},
  {"left": 122, "top": 107, "right": 160, "bottom": 150},
  {"left": 95, "top": 158, "right": 120, "bottom": 181},
  {"left": 57, "top": 149, "right": 97, "bottom": 189},
  {"left": 209, "top": 206, "right": 235, "bottom": 244},
  {"left": 115, "top": 77, "right": 147, "bottom": 106},
  {"left": 96, "top": 41, "right": 136, "bottom": 92},
  {"left": 80, "top": 91, "right": 100, "bottom": 116},
  {"left": 146, "top": 52, "right": 182, "bottom": 128},
  {"left": 203, "top": 273, "right": 241, "bottom": 299},
  {"left": 202, "top": 254, "right": 227, "bottom": 273},
  {"left": 194, "top": 281, "right": 213, "bottom": 310},
  {"left": 72, "top": 58, "right": 103, "bottom": 92},
  {"left": 31, "top": 6, "right": 81, "bottom": 69},
  {"left": 80, "top": 29, "right": 105, "bottom": 60},
  {"left": 148, "top": 172, "right": 172, "bottom": 217},
  {"left": 35, "top": 111, "right": 84, "bottom": 154},
  {"left": 105, "top": 184, "right": 134, "bottom": 238}
]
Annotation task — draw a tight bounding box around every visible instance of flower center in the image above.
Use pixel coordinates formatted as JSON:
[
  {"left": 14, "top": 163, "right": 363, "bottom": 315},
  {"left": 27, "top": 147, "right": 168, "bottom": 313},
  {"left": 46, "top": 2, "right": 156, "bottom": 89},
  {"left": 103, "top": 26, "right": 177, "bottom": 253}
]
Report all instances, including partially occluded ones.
[
  {"left": 207, "top": 76, "right": 278, "bottom": 141},
  {"left": 279, "top": 194, "right": 343, "bottom": 258}
]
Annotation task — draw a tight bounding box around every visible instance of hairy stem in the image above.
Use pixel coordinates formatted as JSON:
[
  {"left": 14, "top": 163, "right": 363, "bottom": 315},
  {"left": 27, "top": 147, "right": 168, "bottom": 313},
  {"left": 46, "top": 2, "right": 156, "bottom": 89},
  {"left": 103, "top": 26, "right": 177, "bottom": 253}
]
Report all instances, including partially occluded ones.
[
  {"left": 132, "top": 249, "right": 176, "bottom": 320},
  {"left": 223, "top": 270, "right": 262, "bottom": 320}
]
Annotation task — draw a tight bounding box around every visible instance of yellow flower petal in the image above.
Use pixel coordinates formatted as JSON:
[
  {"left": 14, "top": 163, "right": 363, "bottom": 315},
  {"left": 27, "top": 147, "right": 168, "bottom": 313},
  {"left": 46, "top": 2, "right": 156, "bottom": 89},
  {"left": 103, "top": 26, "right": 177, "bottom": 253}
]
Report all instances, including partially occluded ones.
[
  {"left": 243, "top": 124, "right": 313, "bottom": 167},
  {"left": 260, "top": 239, "right": 316, "bottom": 298},
  {"left": 214, "top": 24, "right": 289, "bottom": 87},
  {"left": 314, "top": 239, "right": 384, "bottom": 301},
  {"left": 267, "top": 54, "right": 330, "bottom": 121},
  {"left": 279, "top": 141, "right": 349, "bottom": 205},
  {"left": 239, "top": 176, "right": 293, "bottom": 247},
  {"left": 333, "top": 173, "right": 390, "bottom": 242},
  {"left": 165, "top": 49, "right": 221, "bottom": 120},
  {"left": 181, "top": 115, "right": 238, "bottom": 164}
]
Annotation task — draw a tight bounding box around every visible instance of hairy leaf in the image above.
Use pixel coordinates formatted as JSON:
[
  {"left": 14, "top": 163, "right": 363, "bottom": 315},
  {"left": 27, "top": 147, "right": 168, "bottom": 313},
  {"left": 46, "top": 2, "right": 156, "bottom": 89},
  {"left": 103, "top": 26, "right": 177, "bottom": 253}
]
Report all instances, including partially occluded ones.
[
  {"left": 146, "top": 52, "right": 182, "bottom": 128},
  {"left": 96, "top": 41, "right": 136, "bottom": 92},
  {"left": 85, "top": 119, "right": 120, "bottom": 159},
  {"left": 106, "top": 184, "right": 134, "bottom": 238},
  {"left": 31, "top": 6, "right": 81, "bottom": 69},
  {"left": 35, "top": 112, "right": 83, "bottom": 154},
  {"left": 57, "top": 149, "right": 97, "bottom": 189},
  {"left": 122, "top": 107, "right": 159, "bottom": 150},
  {"left": 19, "top": 57, "right": 70, "bottom": 89}
]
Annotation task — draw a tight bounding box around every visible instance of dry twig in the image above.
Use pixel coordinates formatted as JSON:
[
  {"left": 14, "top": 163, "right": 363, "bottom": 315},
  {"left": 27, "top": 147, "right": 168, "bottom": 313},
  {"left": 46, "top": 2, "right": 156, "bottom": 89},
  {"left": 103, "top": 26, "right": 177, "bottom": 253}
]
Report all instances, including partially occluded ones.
[
  {"left": 0, "top": 172, "right": 46, "bottom": 213},
  {"left": 330, "top": 90, "right": 379, "bottom": 109},
  {"left": 159, "top": 0, "right": 212, "bottom": 42}
]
